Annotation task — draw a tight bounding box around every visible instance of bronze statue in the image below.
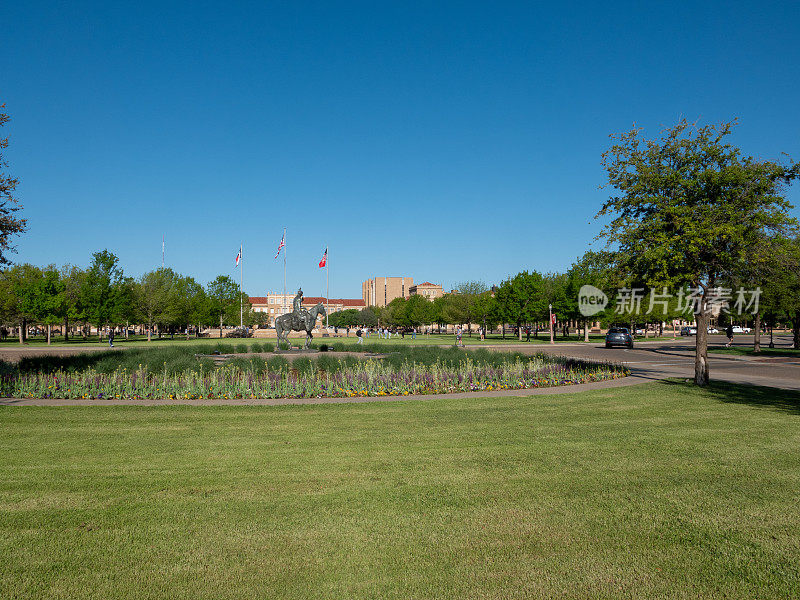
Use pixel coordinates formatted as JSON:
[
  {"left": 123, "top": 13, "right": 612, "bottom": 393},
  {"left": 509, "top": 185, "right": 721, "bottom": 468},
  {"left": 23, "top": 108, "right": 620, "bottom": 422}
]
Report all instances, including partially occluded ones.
[{"left": 274, "top": 288, "right": 326, "bottom": 349}]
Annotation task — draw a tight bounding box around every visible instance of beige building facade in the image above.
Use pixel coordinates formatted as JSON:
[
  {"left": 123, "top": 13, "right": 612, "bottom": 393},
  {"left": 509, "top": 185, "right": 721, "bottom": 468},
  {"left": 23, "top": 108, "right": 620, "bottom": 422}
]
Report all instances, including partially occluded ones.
[
  {"left": 409, "top": 281, "right": 444, "bottom": 301},
  {"left": 250, "top": 294, "right": 365, "bottom": 327},
  {"left": 362, "top": 277, "right": 414, "bottom": 307}
]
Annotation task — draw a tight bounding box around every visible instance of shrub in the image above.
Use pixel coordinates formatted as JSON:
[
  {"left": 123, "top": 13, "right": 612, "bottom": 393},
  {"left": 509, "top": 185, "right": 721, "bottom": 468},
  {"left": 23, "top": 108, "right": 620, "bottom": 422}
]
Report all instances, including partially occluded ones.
[
  {"left": 261, "top": 342, "right": 275, "bottom": 353},
  {"left": 249, "top": 342, "right": 263, "bottom": 353},
  {"left": 235, "top": 343, "right": 249, "bottom": 354}
]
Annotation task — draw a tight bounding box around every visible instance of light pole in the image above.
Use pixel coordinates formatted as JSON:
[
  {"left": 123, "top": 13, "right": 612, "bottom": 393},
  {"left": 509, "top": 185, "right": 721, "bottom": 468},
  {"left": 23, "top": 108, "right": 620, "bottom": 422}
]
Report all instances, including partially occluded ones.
[{"left": 549, "top": 303, "right": 555, "bottom": 345}]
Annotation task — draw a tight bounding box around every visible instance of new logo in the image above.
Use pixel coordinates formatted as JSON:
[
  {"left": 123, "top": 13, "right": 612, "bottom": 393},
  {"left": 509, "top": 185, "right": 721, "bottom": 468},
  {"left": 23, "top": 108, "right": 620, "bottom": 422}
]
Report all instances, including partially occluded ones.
[{"left": 578, "top": 285, "right": 608, "bottom": 317}]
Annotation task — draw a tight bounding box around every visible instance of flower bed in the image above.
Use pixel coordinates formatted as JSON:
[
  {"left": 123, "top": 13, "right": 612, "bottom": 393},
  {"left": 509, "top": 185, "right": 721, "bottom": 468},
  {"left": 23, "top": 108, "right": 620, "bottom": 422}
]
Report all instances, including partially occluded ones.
[{"left": 4, "top": 356, "right": 627, "bottom": 400}]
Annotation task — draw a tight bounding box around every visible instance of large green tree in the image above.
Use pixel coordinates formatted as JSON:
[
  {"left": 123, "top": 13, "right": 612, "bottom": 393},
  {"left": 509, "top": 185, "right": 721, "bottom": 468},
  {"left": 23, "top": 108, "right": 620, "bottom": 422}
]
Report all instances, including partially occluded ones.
[
  {"left": 598, "top": 118, "right": 799, "bottom": 385},
  {"left": 494, "top": 271, "right": 545, "bottom": 340},
  {"left": 80, "top": 250, "right": 126, "bottom": 340},
  {"left": 0, "top": 104, "right": 26, "bottom": 264},
  {"left": 206, "top": 275, "right": 239, "bottom": 337}
]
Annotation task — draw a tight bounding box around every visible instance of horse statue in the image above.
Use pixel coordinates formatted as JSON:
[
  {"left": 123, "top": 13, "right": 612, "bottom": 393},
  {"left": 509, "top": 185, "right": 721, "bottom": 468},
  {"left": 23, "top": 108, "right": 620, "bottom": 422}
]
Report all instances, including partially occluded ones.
[{"left": 274, "top": 302, "right": 326, "bottom": 350}]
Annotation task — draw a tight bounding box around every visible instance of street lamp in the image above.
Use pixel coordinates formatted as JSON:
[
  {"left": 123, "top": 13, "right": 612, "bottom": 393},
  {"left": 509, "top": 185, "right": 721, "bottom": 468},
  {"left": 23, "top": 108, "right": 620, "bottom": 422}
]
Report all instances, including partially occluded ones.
[{"left": 549, "top": 303, "right": 554, "bottom": 345}]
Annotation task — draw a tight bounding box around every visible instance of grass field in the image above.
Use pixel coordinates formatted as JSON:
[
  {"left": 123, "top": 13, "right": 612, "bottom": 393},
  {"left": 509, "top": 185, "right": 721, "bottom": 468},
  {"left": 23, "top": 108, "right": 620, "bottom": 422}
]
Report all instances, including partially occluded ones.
[
  {"left": 2, "top": 381, "right": 799, "bottom": 599},
  {"left": 709, "top": 346, "right": 800, "bottom": 357},
  {"left": 0, "top": 332, "right": 676, "bottom": 349}
]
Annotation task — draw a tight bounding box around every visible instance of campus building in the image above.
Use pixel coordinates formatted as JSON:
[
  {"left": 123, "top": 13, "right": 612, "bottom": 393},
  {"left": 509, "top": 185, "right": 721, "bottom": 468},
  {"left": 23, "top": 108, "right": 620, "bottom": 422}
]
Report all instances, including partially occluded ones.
[
  {"left": 361, "top": 277, "right": 414, "bottom": 307},
  {"left": 409, "top": 281, "right": 444, "bottom": 301},
  {"left": 249, "top": 294, "right": 365, "bottom": 327}
]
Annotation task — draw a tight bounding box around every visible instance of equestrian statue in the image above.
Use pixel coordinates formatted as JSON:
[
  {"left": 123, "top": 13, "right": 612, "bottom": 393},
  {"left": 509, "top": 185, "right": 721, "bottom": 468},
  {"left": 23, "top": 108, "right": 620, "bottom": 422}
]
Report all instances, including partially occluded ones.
[{"left": 274, "top": 288, "right": 326, "bottom": 350}]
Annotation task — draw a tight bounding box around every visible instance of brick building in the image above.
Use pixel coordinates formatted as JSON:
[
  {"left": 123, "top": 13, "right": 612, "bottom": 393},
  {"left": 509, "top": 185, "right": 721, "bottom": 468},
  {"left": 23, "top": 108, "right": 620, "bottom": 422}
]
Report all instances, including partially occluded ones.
[
  {"left": 361, "top": 277, "right": 414, "bottom": 307},
  {"left": 249, "top": 294, "right": 365, "bottom": 327},
  {"left": 408, "top": 281, "right": 444, "bottom": 301}
]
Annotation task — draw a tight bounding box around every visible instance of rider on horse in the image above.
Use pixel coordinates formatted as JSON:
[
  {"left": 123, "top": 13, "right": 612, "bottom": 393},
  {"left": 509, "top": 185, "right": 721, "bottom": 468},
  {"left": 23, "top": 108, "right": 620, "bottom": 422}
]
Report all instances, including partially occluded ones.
[{"left": 292, "top": 288, "right": 311, "bottom": 330}]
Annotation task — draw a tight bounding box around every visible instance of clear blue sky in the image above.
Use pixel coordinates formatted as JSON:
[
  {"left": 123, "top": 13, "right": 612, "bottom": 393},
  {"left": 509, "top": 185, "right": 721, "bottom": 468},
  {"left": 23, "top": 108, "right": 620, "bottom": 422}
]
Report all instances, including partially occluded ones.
[{"left": 4, "top": 0, "right": 799, "bottom": 298}]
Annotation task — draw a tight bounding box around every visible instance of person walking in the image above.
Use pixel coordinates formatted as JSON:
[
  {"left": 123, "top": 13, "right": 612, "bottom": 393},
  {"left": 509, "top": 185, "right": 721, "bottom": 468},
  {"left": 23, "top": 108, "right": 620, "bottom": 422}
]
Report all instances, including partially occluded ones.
[
  {"left": 108, "top": 327, "right": 114, "bottom": 348},
  {"left": 725, "top": 323, "right": 734, "bottom": 348},
  {"left": 456, "top": 326, "right": 463, "bottom": 347},
  {"left": 356, "top": 328, "right": 363, "bottom": 345}
]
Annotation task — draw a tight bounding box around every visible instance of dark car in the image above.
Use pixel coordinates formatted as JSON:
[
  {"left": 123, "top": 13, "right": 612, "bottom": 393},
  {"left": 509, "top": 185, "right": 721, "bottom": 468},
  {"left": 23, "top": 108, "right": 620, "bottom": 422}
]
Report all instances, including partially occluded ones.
[
  {"left": 680, "top": 326, "right": 697, "bottom": 336},
  {"left": 605, "top": 327, "right": 633, "bottom": 349}
]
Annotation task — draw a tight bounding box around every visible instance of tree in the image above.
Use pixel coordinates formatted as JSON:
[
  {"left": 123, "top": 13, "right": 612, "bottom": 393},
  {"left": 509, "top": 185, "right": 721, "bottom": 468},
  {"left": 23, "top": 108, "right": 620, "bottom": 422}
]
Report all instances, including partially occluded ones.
[
  {"left": 357, "top": 307, "right": 378, "bottom": 328},
  {"left": 598, "top": 118, "right": 799, "bottom": 385},
  {"left": 566, "top": 251, "right": 616, "bottom": 342},
  {"left": 206, "top": 275, "right": 239, "bottom": 337},
  {"left": 0, "top": 104, "right": 26, "bottom": 264},
  {"left": 7, "top": 264, "right": 42, "bottom": 343},
  {"left": 136, "top": 269, "right": 175, "bottom": 341},
  {"left": 453, "top": 281, "right": 489, "bottom": 335},
  {"left": 764, "top": 236, "right": 800, "bottom": 349},
  {"left": 406, "top": 294, "right": 432, "bottom": 328},
  {"left": 61, "top": 265, "right": 86, "bottom": 341},
  {"left": 81, "top": 250, "right": 125, "bottom": 340},
  {"left": 494, "top": 271, "right": 545, "bottom": 340}
]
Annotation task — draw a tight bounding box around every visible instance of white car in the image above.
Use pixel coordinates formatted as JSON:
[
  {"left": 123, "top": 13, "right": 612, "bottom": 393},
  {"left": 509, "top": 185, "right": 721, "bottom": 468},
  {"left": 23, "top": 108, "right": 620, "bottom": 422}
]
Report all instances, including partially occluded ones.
[
  {"left": 707, "top": 327, "right": 719, "bottom": 334},
  {"left": 731, "top": 326, "right": 751, "bottom": 334}
]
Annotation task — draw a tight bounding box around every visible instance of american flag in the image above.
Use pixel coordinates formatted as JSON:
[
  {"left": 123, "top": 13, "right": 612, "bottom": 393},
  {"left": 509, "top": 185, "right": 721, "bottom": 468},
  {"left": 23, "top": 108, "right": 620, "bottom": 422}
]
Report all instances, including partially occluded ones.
[
  {"left": 235, "top": 246, "right": 241, "bottom": 266},
  {"left": 274, "top": 232, "right": 285, "bottom": 259}
]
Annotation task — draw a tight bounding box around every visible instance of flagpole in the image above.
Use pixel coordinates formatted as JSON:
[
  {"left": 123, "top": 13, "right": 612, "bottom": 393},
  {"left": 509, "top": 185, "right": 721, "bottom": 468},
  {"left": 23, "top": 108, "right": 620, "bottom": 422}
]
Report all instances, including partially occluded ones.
[
  {"left": 326, "top": 246, "right": 329, "bottom": 328},
  {"left": 240, "top": 244, "right": 243, "bottom": 329},
  {"left": 283, "top": 228, "right": 287, "bottom": 318},
  {"left": 161, "top": 234, "right": 165, "bottom": 268}
]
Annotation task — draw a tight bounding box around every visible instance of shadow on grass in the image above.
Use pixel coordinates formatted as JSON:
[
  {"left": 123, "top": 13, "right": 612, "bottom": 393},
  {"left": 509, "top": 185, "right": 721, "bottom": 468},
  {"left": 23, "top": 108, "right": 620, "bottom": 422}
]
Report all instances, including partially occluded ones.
[{"left": 660, "top": 378, "right": 800, "bottom": 415}]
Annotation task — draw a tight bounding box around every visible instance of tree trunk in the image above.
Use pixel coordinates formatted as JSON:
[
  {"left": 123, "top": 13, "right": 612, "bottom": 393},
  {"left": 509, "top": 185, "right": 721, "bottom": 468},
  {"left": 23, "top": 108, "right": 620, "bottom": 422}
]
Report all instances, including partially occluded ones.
[
  {"left": 64, "top": 318, "right": 69, "bottom": 342},
  {"left": 584, "top": 319, "right": 589, "bottom": 342},
  {"left": 18, "top": 320, "right": 24, "bottom": 344},
  {"left": 219, "top": 316, "right": 223, "bottom": 338},
  {"left": 518, "top": 322, "right": 522, "bottom": 341},
  {"left": 47, "top": 323, "right": 51, "bottom": 345},
  {"left": 695, "top": 311, "right": 710, "bottom": 386},
  {"left": 147, "top": 324, "right": 152, "bottom": 342},
  {"left": 793, "top": 316, "right": 800, "bottom": 349},
  {"left": 753, "top": 313, "right": 761, "bottom": 354}
]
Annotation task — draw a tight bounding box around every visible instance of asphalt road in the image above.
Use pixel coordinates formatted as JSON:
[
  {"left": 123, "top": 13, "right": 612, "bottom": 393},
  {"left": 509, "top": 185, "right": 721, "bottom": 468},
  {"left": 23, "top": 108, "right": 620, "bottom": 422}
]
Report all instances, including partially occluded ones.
[{"left": 492, "top": 334, "right": 800, "bottom": 392}]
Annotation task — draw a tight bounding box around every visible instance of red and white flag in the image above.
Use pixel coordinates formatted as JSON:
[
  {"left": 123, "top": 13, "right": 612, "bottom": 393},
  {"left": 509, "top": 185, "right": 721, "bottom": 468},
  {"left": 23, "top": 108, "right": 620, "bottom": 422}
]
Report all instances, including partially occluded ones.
[
  {"left": 274, "top": 232, "right": 285, "bottom": 259},
  {"left": 318, "top": 247, "right": 327, "bottom": 268},
  {"left": 551, "top": 312, "right": 557, "bottom": 325},
  {"left": 235, "top": 246, "right": 241, "bottom": 266}
]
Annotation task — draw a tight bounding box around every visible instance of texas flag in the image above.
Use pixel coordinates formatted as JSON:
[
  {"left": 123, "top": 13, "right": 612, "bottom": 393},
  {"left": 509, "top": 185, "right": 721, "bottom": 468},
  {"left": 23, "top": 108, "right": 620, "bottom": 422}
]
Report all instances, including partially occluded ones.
[
  {"left": 318, "top": 247, "right": 327, "bottom": 268},
  {"left": 235, "top": 247, "right": 241, "bottom": 266}
]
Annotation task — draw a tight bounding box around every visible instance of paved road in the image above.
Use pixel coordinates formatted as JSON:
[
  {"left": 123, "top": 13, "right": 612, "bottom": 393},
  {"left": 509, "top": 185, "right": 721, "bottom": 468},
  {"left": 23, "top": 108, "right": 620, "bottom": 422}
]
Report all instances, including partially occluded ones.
[{"left": 486, "top": 334, "right": 800, "bottom": 392}]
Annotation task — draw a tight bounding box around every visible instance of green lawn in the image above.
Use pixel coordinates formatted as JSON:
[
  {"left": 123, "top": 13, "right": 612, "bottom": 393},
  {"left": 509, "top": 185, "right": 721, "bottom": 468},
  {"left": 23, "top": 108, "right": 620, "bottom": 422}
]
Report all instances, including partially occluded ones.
[
  {"left": 709, "top": 346, "right": 800, "bottom": 358},
  {"left": 0, "top": 332, "right": 680, "bottom": 349},
  {"left": 2, "top": 381, "right": 799, "bottom": 599}
]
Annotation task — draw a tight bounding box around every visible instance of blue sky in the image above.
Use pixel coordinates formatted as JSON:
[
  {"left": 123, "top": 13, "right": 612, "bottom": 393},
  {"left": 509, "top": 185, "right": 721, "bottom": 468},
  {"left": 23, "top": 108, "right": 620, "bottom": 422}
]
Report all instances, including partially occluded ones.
[{"left": 3, "top": 1, "right": 799, "bottom": 298}]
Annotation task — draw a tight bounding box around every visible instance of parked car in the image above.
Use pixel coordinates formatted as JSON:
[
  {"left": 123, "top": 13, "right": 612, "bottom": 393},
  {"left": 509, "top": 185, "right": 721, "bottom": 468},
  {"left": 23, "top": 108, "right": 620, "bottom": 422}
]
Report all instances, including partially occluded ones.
[
  {"left": 680, "top": 326, "right": 697, "bottom": 336},
  {"left": 605, "top": 327, "right": 634, "bottom": 349},
  {"left": 707, "top": 327, "right": 719, "bottom": 334},
  {"left": 732, "top": 326, "right": 751, "bottom": 334}
]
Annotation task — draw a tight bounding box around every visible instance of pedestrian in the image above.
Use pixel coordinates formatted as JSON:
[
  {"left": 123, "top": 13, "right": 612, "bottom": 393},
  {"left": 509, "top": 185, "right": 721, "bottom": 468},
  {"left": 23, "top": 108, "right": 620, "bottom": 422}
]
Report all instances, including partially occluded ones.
[
  {"left": 456, "top": 326, "right": 463, "bottom": 347},
  {"left": 525, "top": 326, "right": 530, "bottom": 342},
  {"left": 412, "top": 327, "right": 416, "bottom": 340},
  {"left": 108, "top": 327, "right": 114, "bottom": 348},
  {"left": 725, "top": 324, "right": 734, "bottom": 347},
  {"left": 356, "top": 328, "right": 363, "bottom": 345}
]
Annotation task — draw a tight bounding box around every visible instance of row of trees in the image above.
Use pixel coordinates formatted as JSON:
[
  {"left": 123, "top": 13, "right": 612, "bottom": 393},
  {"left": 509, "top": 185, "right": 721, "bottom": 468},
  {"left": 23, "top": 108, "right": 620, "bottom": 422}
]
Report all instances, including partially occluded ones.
[{"left": 0, "top": 250, "right": 266, "bottom": 343}]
